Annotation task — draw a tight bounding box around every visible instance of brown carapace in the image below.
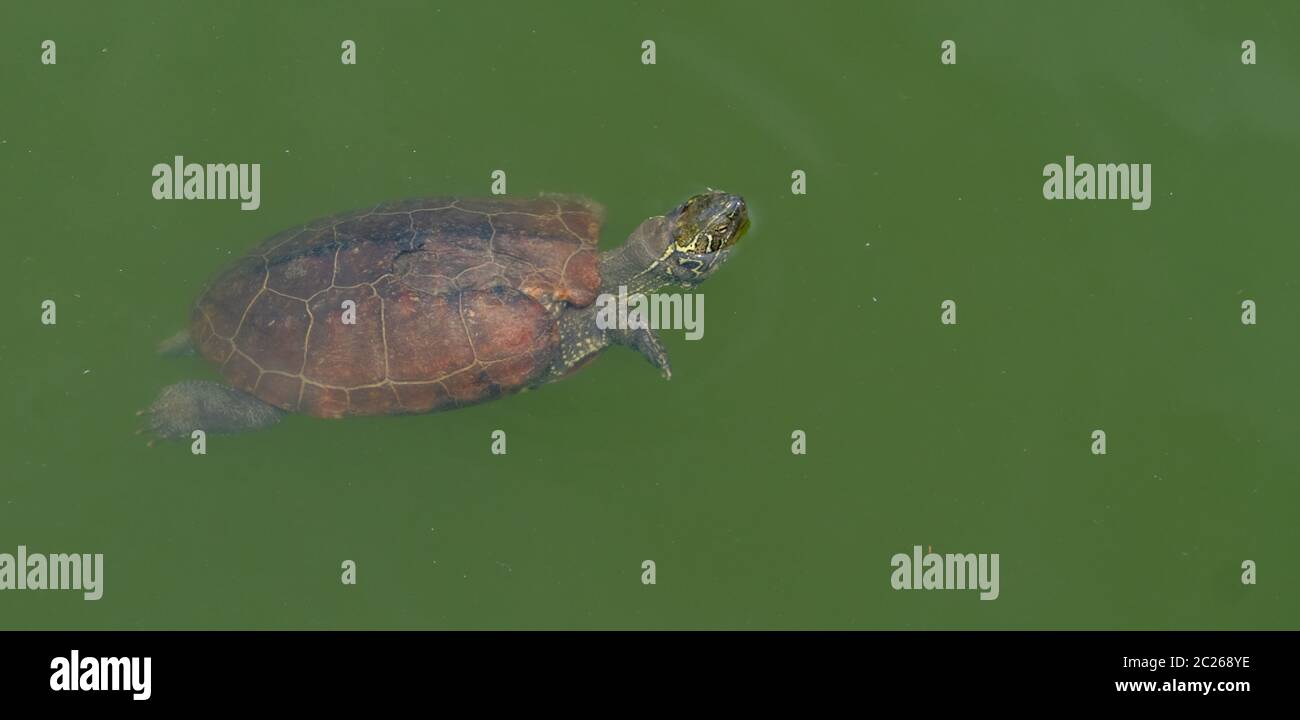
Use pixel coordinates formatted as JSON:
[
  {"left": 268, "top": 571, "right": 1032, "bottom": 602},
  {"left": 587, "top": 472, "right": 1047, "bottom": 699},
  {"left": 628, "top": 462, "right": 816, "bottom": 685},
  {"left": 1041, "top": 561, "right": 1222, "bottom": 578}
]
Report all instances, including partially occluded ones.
[{"left": 191, "top": 196, "right": 604, "bottom": 417}]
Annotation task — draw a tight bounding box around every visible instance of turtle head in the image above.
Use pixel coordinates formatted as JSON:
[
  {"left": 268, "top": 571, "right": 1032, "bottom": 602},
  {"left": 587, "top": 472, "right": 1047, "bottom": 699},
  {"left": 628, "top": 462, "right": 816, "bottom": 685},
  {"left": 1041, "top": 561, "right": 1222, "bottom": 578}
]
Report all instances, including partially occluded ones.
[{"left": 663, "top": 191, "right": 749, "bottom": 286}]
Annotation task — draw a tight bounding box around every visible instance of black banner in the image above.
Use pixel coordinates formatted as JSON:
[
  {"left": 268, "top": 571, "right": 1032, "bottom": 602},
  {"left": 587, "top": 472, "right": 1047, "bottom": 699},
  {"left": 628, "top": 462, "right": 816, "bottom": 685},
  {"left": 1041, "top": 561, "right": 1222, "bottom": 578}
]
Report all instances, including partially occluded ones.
[{"left": 0, "top": 630, "right": 1287, "bottom": 707}]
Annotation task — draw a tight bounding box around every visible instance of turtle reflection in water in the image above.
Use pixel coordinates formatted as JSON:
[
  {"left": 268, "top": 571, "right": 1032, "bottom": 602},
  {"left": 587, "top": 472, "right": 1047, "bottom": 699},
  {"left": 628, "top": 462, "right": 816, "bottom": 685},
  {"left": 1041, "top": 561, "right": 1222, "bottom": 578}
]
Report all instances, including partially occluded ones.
[{"left": 145, "top": 192, "right": 749, "bottom": 437}]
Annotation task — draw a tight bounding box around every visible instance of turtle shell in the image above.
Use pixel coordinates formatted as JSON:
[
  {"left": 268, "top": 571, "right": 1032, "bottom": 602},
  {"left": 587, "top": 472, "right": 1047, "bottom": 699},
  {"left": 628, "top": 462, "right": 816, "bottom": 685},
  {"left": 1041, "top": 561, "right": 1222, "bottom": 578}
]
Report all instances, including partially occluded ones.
[{"left": 190, "top": 196, "right": 605, "bottom": 418}]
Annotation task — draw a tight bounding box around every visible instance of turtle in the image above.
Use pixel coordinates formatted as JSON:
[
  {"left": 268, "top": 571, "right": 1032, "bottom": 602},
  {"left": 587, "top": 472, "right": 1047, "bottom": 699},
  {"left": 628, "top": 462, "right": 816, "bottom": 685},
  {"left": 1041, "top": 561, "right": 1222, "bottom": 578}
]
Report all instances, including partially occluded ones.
[{"left": 144, "top": 191, "right": 749, "bottom": 437}]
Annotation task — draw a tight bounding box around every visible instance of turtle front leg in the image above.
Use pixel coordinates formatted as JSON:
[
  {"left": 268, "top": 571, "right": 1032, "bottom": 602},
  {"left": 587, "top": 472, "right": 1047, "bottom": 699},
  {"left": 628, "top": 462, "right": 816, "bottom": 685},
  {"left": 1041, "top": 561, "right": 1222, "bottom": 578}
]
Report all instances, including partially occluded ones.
[
  {"left": 143, "top": 380, "right": 283, "bottom": 439},
  {"left": 546, "top": 305, "right": 672, "bottom": 382}
]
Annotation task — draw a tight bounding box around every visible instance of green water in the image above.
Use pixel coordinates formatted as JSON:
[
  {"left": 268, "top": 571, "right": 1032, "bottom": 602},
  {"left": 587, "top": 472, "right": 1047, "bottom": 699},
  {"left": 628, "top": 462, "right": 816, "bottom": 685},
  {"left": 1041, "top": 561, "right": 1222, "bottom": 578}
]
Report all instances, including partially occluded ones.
[{"left": 2, "top": 1, "right": 1298, "bottom": 629}]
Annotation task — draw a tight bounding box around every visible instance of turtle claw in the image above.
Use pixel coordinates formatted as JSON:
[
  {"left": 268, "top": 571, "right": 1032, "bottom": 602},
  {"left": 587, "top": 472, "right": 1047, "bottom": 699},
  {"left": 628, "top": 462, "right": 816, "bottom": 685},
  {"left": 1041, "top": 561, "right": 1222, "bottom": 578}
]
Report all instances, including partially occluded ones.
[{"left": 135, "top": 409, "right": 159, "bottom": 446}]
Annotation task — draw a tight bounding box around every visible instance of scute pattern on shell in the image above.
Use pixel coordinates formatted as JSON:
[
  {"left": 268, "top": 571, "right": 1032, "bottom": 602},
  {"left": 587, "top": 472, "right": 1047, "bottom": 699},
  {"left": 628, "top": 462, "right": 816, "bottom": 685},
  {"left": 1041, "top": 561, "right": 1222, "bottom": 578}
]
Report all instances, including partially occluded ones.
[{"left": 190, "top": 196, "right": 605, "bottom": 418}]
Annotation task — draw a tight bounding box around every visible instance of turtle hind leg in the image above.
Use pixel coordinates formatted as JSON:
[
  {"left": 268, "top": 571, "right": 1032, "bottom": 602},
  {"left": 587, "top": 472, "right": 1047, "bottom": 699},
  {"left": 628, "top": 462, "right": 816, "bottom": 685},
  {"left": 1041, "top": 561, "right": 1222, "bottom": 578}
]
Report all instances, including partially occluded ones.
[
  {"left": 144, "top": 380, "right": 283, "bottom": 439},
  {"left": 156, "top": 328, "right": 194, "bottom": 356}
]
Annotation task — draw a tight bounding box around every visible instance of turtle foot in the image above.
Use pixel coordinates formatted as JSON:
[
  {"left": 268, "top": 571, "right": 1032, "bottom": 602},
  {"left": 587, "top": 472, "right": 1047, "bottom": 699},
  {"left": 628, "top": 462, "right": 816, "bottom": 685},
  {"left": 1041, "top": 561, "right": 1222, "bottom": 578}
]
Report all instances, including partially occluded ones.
[
  {"left": 142, "top": 380, "right": 283, "bottom": 439},
  {"left": 619, "top": 327, "right": 672, "bottom": 380}
]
